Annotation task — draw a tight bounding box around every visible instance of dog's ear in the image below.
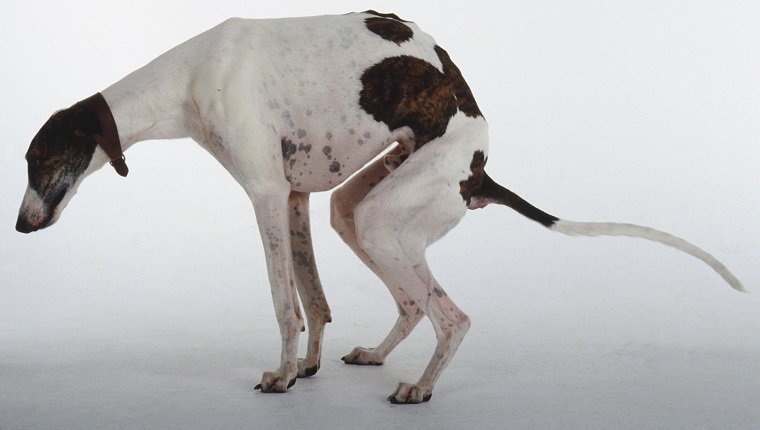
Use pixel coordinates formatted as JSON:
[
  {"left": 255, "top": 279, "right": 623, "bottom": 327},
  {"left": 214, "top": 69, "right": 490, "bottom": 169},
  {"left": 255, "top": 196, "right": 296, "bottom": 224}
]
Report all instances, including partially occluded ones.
[
  {"left": 26, "top": 114, "right": 57, "bottom": 160},
  {"left": 68, "top": 106, "right": 102, "bottom": 138},
  {"left": 27, "top": 105, "right": 101, "bottom": 161},
  {"left": 25, "top": 139, "right": 46, "bottom": 161}
]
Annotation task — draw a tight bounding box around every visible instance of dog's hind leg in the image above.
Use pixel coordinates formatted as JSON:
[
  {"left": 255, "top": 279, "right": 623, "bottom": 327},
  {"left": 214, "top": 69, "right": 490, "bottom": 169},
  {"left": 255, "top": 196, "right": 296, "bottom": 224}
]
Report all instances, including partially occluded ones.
[
  {"left": 351, "top": 118, "right": 487, "bottom": 403},
  {"left": 288, "top": 191, "right": 332, "bottom": 377},
  {"left": 331, "top": 149, "right": 426, "bottom": 366}
]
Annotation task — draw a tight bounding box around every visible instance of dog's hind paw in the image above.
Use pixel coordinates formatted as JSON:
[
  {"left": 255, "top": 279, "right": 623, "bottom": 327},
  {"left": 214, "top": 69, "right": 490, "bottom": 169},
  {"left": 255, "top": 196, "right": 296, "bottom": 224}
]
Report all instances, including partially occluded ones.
[
  {"left": 341, "top": 347, "right": 385, "bottom": 366},
  {"left": 297, "top": 358, "right": 320, "bottom": 378},
  {"left": 387, "top": 382, "right": 432, "bottom": 404},
  {"left": 254, "top": 370, "right": 296, "bottom": 393}
]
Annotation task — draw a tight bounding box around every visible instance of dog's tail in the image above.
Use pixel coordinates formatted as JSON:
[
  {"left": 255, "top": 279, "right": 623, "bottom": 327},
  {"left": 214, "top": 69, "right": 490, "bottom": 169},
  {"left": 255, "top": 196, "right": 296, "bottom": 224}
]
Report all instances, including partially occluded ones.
[{"left": 468, "top": 172, "right": 745, "bottom": 292}]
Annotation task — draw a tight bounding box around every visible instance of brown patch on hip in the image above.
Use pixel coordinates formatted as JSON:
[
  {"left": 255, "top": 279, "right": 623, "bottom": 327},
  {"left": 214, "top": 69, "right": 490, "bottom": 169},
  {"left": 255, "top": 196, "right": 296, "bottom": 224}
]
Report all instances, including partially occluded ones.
[
  {"left": 359, "top": 46, "right": 483, "bottom": 154},
  {"left": 434, "top": 46, "right": 483, "bottom": 119},
  {"left": 359, "top": 55, "right": 458, "bottom": 150}
]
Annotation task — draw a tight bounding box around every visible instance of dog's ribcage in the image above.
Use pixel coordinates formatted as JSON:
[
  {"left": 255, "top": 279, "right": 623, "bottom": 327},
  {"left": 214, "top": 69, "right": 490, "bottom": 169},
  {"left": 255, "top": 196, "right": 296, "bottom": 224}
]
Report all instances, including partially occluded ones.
[{"left": 182, "top": 14, "right": 468, "bottom": 193}]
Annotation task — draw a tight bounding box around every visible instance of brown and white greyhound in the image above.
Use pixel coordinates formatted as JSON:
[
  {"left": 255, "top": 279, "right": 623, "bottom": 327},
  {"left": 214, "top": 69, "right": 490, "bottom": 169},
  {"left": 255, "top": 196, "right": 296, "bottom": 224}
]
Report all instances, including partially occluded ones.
[{"left": 16, "top": 11, "right": 743, "bottom": 404}]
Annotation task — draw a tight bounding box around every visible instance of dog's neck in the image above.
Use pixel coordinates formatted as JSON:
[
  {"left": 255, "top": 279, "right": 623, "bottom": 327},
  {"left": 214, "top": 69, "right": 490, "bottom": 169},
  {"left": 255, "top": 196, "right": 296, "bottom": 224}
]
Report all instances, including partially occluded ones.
[
  {"left": 100, "top": 54, "right": 193, "bottom": 150},
  {"left": 75, "top": 93, "right": 129, "bottom": 176}
]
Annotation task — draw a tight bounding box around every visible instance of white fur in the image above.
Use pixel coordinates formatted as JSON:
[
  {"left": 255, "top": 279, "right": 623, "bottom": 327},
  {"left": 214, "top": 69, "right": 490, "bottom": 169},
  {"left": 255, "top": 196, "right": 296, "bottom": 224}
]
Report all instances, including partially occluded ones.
[
  {"left": 92, "top": 13, "right": 486, "bottom": 401},
  {"left": 20, "top": 12, "right": 741, "bottom": 404},
  {"left": 551, "top": 220, "right": 745, "bottom": 291}
]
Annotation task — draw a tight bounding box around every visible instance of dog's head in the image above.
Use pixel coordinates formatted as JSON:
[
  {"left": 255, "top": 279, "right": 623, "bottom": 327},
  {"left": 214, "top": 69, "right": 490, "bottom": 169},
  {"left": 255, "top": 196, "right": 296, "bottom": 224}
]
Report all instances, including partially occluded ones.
[{"left": 16, "top": 94, "right": 127, "bottom": 233}]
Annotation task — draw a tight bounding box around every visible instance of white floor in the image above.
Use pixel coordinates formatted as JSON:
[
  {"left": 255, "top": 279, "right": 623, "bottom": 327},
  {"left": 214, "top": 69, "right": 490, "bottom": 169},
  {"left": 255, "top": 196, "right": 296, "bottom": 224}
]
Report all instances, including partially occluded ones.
[
  {"left": 3, "top": 328, "right": 759, "bottom": 430},
  {"left": 2, "top": 208, "right": 759, "bottom": 429}
]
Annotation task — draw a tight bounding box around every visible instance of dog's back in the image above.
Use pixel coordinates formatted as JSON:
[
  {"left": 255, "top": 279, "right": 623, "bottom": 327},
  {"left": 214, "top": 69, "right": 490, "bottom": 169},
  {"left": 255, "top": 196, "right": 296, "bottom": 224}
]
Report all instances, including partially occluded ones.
[{"left": 166, "top": 12, "right": 471, "bottom": 192}]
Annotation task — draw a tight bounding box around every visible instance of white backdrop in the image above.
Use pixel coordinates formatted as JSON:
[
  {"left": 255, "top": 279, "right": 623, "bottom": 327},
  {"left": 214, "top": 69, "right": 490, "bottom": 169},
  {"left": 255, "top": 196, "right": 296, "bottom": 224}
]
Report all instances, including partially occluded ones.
[{"left": 1, "top": 1, "right": 758, "bottom": 429}]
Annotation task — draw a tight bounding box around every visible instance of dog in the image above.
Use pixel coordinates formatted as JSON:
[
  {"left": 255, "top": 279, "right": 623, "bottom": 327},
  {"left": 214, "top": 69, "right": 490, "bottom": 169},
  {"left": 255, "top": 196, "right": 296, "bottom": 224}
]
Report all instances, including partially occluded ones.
[{"left": 16, "top": 11, "right": 743, "bottom": 404}]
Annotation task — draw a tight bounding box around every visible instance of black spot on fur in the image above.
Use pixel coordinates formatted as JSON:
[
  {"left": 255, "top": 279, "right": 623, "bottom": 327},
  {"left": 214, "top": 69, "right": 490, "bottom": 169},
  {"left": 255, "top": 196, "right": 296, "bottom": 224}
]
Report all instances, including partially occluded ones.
[
  {"left": 329, "top": 161, "right": 341, "bottom": 173},
  {"left": 293, "top": 250, "right": 311, "bottom": 267},
  {"left": 281, "top": 137, "right": 297, "bottom": 160},
  {"left": 322, "top": 146, "right": 333, "bottom": 160},
  {"left": 365, "top": 17, "right": 413, "bottom": 45}
]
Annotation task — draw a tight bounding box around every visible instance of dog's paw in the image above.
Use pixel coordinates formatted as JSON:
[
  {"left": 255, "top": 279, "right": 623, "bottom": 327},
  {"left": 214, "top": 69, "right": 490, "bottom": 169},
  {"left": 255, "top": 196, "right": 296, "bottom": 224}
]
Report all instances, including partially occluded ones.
[
  {"left": 341, "top": 347, "right": 384, "bottom": 366},
  {"left": 387, "top": 382, "right": 432, "bottom": 404},
  {"left": 297, "top": 358, "right": 320, "bottom": 378},
  {"left": 254, "top": 370, "right": 296, "bottom": 393}
]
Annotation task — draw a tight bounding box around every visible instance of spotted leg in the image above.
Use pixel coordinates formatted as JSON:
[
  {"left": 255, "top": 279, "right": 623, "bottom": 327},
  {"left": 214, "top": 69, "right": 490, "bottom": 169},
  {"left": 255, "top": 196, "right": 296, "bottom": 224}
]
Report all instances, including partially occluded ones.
[
  {"left": 244, "top": 185, "right": 305, "bottom": 393},
  {"left": 288, "top": 191, "right": 332, "bottom": 378},
  {"left": 352, "top": 118, "right": 486, "bottom": 403},
  {"left": 330, "top": 150, "right": 426, "bottom": 366}
]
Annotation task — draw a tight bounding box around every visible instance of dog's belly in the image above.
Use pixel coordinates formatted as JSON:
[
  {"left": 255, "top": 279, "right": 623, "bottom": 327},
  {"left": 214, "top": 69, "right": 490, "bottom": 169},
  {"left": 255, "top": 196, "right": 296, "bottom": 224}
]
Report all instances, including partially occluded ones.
[{"left": 279, "top": 120, "right": 400, "bottom": 192}]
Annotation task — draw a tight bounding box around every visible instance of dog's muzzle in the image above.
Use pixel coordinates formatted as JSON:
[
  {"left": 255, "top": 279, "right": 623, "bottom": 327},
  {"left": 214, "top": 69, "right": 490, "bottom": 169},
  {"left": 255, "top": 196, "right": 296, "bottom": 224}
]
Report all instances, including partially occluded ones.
[
  {"left": 16, "top": 215, "right": 40, "bottom": 234},
  {"left": 15, "top": 210, "right": 53, "bottom": 233},
  {"left": 16, "top": 187, "right": 58, "bottom": 233},
  {"left": 15, "top": 202, "right": 57, "bottom": 233}
]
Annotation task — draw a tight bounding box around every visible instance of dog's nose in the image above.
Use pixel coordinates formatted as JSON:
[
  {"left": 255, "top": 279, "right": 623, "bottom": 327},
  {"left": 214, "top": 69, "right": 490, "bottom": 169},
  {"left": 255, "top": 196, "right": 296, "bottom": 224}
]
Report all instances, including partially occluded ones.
[{"left": 15, "top": 215, "right": 36, "bottom": 234}]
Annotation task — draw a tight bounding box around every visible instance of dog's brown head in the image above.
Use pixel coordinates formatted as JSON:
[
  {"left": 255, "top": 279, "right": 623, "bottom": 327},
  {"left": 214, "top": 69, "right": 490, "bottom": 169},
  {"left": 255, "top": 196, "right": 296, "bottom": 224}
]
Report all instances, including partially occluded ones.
[{"left": 16, "top": 94, "right": 126, "bottom": 233}]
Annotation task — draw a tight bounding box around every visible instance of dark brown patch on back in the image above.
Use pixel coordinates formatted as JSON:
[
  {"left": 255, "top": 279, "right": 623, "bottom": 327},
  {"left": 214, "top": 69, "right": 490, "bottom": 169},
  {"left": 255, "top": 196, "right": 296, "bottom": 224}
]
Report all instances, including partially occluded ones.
[
  {"left": 363, "top": 10, "right": 410, "bottom": 22},
  {"left": 359, "top": 56, "right": 458, "bottom": 149},
  {"left": 359, "top": 44, "right": 483, "bottom": 153},
  {"left": 434, "top": 46, "right": 483, "bottom": 118},
  {"left": 459, "top": 150, "right": 486, "bottom": 205},
  {"left": 365, "top": 17, "right": 414, "bottom": 45}
]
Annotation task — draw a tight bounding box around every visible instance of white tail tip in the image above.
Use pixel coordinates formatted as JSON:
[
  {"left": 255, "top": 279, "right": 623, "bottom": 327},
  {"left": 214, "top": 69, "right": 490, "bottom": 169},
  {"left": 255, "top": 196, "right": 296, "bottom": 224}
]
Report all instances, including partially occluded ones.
[{"left": 550, "top": 220, "right": 745, "bottom": 292}]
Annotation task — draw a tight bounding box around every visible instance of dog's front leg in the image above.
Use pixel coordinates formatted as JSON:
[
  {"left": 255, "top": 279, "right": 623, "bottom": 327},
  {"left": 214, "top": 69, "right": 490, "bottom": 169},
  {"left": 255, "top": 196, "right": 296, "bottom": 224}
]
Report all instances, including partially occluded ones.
[
  {"left": 251, "top": 189, "right": 303, "bottom": 393},
  {"left": 289, "top": 191, "right": 332, "bottom": 378}
]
